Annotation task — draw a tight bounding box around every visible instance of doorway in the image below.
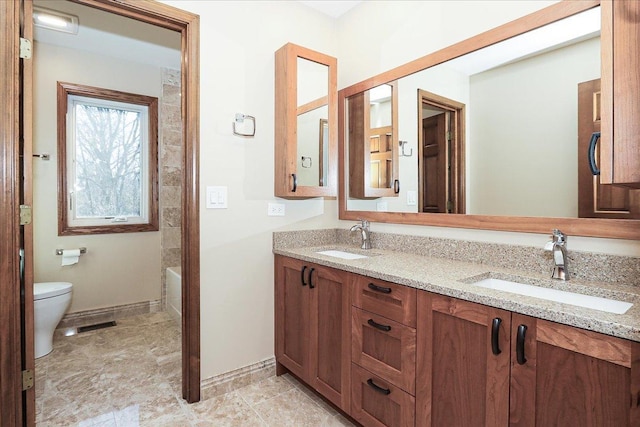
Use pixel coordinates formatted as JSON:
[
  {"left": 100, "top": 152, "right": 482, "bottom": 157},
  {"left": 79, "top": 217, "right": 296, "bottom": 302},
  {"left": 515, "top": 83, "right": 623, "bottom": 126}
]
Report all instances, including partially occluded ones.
[
  {"left": 0, "top": 0, "right": 200, "bottom": 424},
  {"left": 417, "top": 89, "right": 465, "bottom": 214}
]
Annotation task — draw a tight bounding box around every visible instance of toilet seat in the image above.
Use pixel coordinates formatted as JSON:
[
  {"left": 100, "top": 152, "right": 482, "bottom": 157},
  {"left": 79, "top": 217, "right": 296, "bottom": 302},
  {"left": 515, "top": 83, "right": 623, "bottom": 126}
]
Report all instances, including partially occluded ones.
[{"left": 34, "top": 282, "right": 73, "bottom": 301}]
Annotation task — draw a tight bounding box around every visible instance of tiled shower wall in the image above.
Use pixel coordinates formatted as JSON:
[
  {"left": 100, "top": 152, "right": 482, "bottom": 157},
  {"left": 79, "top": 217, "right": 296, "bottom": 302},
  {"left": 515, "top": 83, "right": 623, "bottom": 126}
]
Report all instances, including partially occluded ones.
[{"left": 160, "top": 68, "right": 182, "bottom": 309}]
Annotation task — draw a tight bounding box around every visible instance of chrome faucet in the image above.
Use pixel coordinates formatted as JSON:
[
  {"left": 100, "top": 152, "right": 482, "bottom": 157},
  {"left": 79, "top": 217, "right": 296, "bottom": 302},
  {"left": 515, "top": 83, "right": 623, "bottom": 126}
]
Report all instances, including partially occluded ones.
[
  {"left": 350, "top": 220, "right": 372, "bottom": 250},
  {"left": 545, "top": 229, "right": 569, "bottom": 280}
]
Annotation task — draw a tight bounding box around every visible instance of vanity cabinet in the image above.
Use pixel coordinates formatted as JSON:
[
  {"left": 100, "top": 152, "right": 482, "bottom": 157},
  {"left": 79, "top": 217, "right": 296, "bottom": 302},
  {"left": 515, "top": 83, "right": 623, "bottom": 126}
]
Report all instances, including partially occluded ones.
[
  {"left": 274, "top": 43, "right": 338, "bottom": 198},
  {"left": 276, "top": 255, "right": 640, "bottom": 427},
  {"left": 274, "top": 255, "right": 351, "bottom": 411},
  {"left": 601, "top": 0, "right": 640, "bottom": 188},
  {"left": 416, "top": 292, "right": 640, "bottom": 427},
  {"left": 348, "top": 81, "right": 399, "bottom": 199},
  {"left": 351, "top": 275, "right": 417, "bottom": 427}
]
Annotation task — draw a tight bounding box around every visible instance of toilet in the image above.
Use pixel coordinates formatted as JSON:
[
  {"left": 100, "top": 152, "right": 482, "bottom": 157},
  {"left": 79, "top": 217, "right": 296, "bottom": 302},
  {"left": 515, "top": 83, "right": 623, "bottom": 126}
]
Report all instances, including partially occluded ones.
[{"left": 34, "top": 282, "right": 72, "bottom": 358}]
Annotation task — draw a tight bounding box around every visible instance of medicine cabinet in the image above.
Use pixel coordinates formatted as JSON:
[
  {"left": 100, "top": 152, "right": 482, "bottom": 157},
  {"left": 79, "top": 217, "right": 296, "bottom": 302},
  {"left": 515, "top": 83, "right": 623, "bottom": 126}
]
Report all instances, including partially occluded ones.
[{"left": 274, "top": 43, "right": 337, "bottom": 198}]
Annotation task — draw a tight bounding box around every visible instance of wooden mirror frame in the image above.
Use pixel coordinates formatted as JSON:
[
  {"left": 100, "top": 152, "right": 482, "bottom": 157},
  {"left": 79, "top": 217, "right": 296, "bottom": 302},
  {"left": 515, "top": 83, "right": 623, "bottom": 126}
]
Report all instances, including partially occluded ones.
[{"left": 338, "top": 0, "right": 640, "bottom": 240}]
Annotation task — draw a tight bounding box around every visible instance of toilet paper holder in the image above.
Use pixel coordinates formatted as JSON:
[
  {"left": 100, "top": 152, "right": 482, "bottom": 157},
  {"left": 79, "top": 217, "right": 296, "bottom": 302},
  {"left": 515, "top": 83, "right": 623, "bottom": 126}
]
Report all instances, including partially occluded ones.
[{"left": 56, "top": 247, "right": 87, "bottom": 256}]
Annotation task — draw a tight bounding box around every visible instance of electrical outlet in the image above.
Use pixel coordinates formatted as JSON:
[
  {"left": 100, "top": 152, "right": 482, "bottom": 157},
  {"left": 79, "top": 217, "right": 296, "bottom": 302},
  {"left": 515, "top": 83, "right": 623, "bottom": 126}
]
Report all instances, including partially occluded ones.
[{"left": 268, "top": 202, "right": 285, "bottom": 216}]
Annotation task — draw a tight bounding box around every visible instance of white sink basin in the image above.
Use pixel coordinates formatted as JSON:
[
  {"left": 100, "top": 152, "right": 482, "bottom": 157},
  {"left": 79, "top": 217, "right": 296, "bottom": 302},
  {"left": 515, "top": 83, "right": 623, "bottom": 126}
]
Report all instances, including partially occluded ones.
[
  {"left": 316, "top": 250, "right": 368, "bottom": 260},
  {"left": 472, "top": 278, "right": 633, "bottom": 314}
]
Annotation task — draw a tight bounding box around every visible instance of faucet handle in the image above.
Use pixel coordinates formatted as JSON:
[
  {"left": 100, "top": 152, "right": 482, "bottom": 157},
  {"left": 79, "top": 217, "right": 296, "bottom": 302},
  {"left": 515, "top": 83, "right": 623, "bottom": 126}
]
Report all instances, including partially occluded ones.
[{"left": 551, "top": 229, "right": 566, "bottom": 244}]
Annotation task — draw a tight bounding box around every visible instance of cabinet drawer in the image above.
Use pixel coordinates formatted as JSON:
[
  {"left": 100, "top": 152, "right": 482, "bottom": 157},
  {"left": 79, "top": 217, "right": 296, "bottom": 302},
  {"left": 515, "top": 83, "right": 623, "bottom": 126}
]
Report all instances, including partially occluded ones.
[
  {"left": 351, "top": 363, "right": 415, "bottom": 427},
  {"left": 352, "top": 307, "right": 416, "bottom": 395},
  {"left": 352, "top": 275, "right": 416, "bottom": 327}
]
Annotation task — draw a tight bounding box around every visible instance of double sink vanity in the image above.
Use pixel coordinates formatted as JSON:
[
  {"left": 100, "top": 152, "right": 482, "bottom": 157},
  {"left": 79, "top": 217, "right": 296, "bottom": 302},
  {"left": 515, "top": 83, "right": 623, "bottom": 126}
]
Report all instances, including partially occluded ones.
[
  {"left": 274, "top": 229, "right": 640, "bottom": 426},
  {"left": 272, "top": 0, "right": 640, "bottom": 425}
]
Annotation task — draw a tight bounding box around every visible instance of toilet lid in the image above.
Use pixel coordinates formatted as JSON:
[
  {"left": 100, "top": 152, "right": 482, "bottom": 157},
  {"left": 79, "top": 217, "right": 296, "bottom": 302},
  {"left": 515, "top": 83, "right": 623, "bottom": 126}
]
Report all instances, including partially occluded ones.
[{"left": 34, "top": 282, "right": 72, "bottom": 300}]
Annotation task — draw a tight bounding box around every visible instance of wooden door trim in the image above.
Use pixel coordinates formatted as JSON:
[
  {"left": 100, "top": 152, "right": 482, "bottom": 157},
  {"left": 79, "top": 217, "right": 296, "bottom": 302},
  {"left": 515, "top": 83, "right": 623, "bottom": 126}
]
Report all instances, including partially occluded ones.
[
  {"left": 70, "top": 0, "right": 201, "bottom": 403},
  {"left": 0, "top": 1, "right": 26, "bottom": 424},
  {"left": 22, "top": 0, "right": 36, "bottom": 424}
]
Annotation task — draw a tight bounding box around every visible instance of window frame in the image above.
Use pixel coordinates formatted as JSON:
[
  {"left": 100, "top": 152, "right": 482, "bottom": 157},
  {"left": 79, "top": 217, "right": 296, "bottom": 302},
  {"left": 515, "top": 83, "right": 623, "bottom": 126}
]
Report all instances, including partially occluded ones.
[{"left": 57, "top": 82, "right": 159, "bottom": 235}]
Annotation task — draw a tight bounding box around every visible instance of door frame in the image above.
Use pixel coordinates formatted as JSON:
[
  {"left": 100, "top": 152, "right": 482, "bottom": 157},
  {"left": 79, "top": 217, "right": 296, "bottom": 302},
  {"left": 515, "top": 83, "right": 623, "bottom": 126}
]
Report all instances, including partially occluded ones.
[
  {"left": 0, "top": 1, "right": 26, "bottom": 424},
  {"left": 417, "top": 89, "right": 466, "bottom": 214},
  {"left": 0, "top": 0, "right": 201, "bottom": 423}
]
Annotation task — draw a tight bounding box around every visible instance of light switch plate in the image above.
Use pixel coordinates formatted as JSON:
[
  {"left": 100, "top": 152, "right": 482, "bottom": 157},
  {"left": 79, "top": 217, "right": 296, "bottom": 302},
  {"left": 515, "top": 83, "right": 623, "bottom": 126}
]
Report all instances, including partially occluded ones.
[
  {"left": 407, "top": 190, "right": 417, "bottom": 206},
  {"left": 206, "top": 186, "right": 228, "bottom": 209}
]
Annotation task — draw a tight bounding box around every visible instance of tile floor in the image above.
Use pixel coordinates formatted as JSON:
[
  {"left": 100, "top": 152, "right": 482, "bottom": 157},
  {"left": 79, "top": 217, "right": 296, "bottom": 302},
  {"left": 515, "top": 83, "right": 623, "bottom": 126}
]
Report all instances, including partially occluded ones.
[{"left": 36, "top": 312, "right": 356, "bottom": 426}]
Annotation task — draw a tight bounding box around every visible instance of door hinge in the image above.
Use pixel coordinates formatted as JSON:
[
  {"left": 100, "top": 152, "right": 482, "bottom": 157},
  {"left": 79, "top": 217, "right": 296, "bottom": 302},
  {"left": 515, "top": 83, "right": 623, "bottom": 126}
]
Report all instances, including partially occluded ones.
[
  {"left": 447, "top": 200, "right": 453, "bottom": 212},
  {"left": 20, "top": 205, "right": 32, "bottom": 225},
  {"left": 446, "top": 131, "right": 452, "bottom": 141},
  {"left": 19, "top": 38, "right": 32, "bottom": 59},
  {"left": 22, "top": 369, "right": 34, "bottom": 391}
]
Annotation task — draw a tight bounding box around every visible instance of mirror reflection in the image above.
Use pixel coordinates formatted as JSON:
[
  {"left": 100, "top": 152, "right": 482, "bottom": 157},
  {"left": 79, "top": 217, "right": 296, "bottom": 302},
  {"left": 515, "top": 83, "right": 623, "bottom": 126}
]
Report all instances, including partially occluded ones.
[
  {"left": 297, "top": 57, "right": 329, "bottom": 187},
  {"left": 348, "top": 82, "right": 399, "bottom": 201},
  {"left": 345, "top": 7, "right": 636, "bottom": 219}
]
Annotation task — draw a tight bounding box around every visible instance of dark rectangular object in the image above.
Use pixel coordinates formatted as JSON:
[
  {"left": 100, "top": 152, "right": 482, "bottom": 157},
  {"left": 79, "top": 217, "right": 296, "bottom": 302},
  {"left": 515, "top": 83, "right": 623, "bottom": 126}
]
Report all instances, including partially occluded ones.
[{"left": 76, "top": 320, "right": 117, "bottom": 333}]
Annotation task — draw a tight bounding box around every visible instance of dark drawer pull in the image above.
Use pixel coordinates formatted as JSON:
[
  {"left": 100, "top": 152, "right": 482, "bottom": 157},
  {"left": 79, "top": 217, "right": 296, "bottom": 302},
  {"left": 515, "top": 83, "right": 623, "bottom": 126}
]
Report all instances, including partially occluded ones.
[
  {"left": 308, "top": 268, "right": 315, "bottom": 289},
  {"left": 491, "top": 317, "right": 502, "bottom": 355},
  {"left": 367, "top": 318, "right": 391, "bottom": 332},
  {"left": 367, "top": 283, "right": 392, "bottom": 294},
  {"left": 367, "top": 378, "right": 391, "bottom": 395},
  {"left": 300, "top": 266, "right": 307, "bottom": 287},
  {"left": 516, "top": 324, "right": 528, "bottom": 365}
]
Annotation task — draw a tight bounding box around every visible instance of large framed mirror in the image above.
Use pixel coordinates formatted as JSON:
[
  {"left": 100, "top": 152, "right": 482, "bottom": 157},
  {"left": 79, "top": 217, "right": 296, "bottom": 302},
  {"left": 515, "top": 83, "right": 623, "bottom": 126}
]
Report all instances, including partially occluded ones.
[{"left": 338, "top": 0, "right": 640, "bottom": 239}]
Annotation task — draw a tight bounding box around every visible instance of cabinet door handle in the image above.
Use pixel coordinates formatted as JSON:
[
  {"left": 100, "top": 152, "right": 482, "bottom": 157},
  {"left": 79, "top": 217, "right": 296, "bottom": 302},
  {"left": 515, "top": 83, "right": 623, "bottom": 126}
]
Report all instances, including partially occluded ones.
[
  {"left": 367, "top": 283, "right": 392, "bottom": 294},
  {"left": 516, "top": 324, "right": 528, "bottom": 365},
  {"left": 291, "top": 173, "right": 297, "bottom": 192},
  {"left": 491, "top": 317, "right": 502, "bottom": 355},
  {"left": 393, "top": 179, "right": 400, "bottom": 193},
  {"left": 300, "top": 266, "right": 307, "bottom": 286},
  {"left": 308, "top": 268, "right": 315, "bottom": 289},
  {"left": 366, "top": 378, "right": 391, "bottom": 395},
  {"left": 588, "top": 132, "right": 601, "bottom": 176},
  {"left": 367, "top": 318, "right": 391, "bottom": 332}
]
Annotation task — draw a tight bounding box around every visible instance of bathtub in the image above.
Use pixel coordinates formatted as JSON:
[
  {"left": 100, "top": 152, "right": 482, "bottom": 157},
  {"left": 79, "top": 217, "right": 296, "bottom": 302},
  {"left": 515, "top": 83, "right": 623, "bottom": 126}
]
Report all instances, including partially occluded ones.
[{"left": 166, "top": 267, "right": 181, "bottom": 325}]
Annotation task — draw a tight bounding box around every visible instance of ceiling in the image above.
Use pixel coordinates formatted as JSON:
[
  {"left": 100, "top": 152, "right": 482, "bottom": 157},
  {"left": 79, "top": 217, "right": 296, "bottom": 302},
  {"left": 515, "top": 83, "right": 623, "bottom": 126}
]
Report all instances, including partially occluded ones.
[
  {"left": 33, "top": 0, "right": 181, "bottom": 69},
  {"left": 299, "top": 1, "right": 362, "bottom": 18}
]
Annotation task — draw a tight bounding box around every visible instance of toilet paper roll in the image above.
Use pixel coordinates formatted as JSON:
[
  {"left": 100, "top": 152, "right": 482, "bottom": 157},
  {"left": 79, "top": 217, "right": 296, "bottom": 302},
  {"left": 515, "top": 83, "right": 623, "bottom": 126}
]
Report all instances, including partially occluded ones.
[{"left": 61, "top": 249, "right": 81, "bottom": 266}]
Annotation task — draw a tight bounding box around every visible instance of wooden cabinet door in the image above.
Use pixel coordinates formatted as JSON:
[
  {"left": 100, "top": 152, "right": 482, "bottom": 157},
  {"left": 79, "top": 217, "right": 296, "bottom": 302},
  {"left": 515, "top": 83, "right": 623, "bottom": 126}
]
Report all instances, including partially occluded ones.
[
  {"left": 601, "top": 0, "right": 640, "bottom": 188},
  {"left": 275, "top": 256, "right": 310, "bottom": 380},
  {"left": 416, "top": 292, "right": 511, "bottom": 427},
  {"left": 348, "top": 82, "right": 399, "bottom": 199},
  {"left": 510, "top": 314, "right": 640, "bottom": 427},
  {"left": 274, "top": 43, "right": 337, "bottom": 198},
  {"left": 309, "top": 265, "right": 351, "bottom": 411},
  {"left": 577, "top": 79, "right": 638, "bottom": 219}
]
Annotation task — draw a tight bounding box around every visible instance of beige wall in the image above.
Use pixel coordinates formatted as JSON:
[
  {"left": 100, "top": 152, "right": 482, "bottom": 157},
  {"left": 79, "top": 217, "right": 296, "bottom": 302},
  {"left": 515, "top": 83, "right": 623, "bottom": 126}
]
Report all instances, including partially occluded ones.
[
  {"left": 162, "top": 0, "right": 340, "bottom": 380},
  {"left": 33, "top": 42, "right": 163, "bottom": 313},
  {"left": 469, "top": 37, "right": 600, "bottom": 217},
  {"left": 159, "top": 0, "right": 640, "bottom": 383}
]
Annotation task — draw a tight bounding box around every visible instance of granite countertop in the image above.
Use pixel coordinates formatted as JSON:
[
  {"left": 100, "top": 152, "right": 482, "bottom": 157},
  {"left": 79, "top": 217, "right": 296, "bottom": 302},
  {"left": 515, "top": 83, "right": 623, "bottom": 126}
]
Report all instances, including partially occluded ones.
[{"left": 274, "top": 243, "right": 640, "bottom": 342}]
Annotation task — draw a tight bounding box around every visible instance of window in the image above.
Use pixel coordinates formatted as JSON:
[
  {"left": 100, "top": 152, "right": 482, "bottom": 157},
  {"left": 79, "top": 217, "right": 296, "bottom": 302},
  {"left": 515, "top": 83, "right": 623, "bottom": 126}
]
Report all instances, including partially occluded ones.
[{"left": 57, "top": 82, "right": 159, "bottom": 235}]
